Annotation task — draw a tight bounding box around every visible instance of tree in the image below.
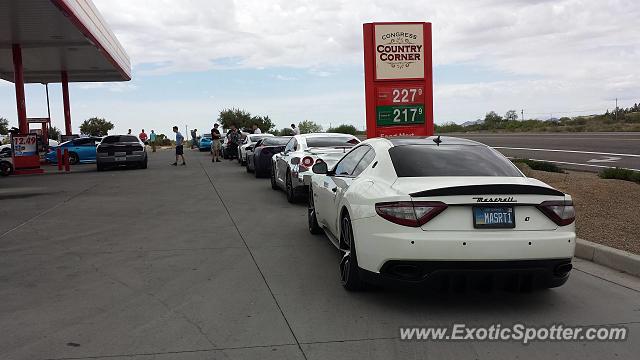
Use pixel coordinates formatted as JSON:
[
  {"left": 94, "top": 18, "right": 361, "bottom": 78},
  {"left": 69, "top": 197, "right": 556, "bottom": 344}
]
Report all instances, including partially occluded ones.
[
  {"left": 327, "top": 124, "right": 358, "bottom": 135},
  {"left": 0, "top": 117, "right": 9, "bottom": 135},
  {"left": 251, "top": 115, "right": 276, "bottom": 133},
  {"left": 79, "top": 117, "right": 114, "bottom": 136},
  {"left": 271, "top": 127, "right": 294, "bottom": 136},
  {"left": 217, "top": 108, "right": 253, "bottom": 130},
  {"left": 504, "top": 110, "right": 518, "bottom": 121},
  {"left": 484, "top": 111, "right": 505, "bottom": 128},
  {"left": 298, "top": 120, "right": 323, "bottom": 134},
  {"left": 48, "top": 126, "right": 61, "bottom": 140}
]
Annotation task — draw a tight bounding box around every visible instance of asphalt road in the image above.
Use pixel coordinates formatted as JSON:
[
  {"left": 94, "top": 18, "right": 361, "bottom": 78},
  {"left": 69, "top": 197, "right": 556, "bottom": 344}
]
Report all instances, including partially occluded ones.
[
  {"left": 0, "top": 150, "right": 639, "bottom": 359},
  {"left": 446, "top": 132, "right": 640, "bottom": 172}
]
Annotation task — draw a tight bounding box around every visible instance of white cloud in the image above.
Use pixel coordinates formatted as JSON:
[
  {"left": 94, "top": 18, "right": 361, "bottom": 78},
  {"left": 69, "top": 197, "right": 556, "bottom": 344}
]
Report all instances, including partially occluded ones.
[
  {"left": 274, "top": 74, "right": 298, "bottom": 81},
  {"left": 90, "top": 0, "right": 640, "bottom": 123}
]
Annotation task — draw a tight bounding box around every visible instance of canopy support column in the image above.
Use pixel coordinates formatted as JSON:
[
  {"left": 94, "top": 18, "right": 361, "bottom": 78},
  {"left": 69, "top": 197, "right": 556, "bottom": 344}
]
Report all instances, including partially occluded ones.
[
  {"left": 12, "top": 44, "right": 28, "bottom": 133},
  {"left": 62, "top": 71, "right": 72, "bottom": 135}
]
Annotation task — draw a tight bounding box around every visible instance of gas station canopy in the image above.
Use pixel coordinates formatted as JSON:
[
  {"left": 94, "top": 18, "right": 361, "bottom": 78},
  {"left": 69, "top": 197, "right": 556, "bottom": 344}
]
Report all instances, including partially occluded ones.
[{"left": 0, "top": 0, "right": 131, "bottom": 83}]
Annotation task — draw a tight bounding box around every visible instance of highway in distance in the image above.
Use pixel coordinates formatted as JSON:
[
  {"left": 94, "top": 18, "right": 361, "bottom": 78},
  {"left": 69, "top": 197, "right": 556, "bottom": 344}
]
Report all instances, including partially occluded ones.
[{"left": 447, "top": 132, "right": 640, "bottom": 172}]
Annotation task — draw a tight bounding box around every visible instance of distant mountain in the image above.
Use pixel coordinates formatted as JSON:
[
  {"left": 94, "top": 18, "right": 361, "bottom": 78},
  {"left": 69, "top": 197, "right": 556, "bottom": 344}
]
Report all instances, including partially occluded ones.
[{"left": 461, "top": 119, "right": 484, "bottom": 127}]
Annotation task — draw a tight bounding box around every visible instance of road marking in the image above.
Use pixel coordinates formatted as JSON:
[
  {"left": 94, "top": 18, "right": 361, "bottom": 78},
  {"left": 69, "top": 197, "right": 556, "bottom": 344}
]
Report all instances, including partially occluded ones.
[
  {"left": 587, "top": 157, "right": 622, "bottom": 163},
  {"left": 523, "top": 158, "right": 640, "bottom": 172},
  {"left": 494, "top": 147, "right": 640, "bottom": 158}
]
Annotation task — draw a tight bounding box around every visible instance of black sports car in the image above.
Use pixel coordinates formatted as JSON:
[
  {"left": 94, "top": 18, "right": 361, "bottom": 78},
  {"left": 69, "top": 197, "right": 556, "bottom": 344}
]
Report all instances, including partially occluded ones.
[{"left": 247, "top": 136, "right": 291, "bottom": 178}]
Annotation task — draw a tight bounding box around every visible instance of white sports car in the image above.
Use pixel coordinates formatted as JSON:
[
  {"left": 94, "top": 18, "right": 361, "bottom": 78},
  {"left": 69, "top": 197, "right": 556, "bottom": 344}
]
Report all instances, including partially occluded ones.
[
  {"left": 271, "top": 133, "right": 360, "bottom": 203},
  {"left": 238, "top": 133, "right": 273, "bottom": 165},
  {"left": 307, "top": 136, "right": 576, "bottom": 291}
]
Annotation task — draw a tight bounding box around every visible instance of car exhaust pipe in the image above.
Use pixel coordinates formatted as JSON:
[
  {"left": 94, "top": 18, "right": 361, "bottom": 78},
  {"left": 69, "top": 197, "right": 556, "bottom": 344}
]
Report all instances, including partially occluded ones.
[
  {"left": 554, "top": 263, "right": 573, "bottom": 276},
  {"left": 390, "top": 264, "right": 421, "bottom": 280}
]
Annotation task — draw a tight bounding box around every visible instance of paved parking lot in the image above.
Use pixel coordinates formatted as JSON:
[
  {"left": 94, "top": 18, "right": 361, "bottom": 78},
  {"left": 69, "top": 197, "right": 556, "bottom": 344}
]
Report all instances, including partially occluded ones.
[{"left": 1, "top": 149, "right": 639, "bottom": 359}]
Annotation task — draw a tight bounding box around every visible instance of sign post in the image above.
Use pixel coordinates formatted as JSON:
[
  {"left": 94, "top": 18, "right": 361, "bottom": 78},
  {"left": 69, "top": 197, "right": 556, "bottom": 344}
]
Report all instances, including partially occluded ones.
[{"left": 363, "top": 22, "right": 434, "bottom": 138}]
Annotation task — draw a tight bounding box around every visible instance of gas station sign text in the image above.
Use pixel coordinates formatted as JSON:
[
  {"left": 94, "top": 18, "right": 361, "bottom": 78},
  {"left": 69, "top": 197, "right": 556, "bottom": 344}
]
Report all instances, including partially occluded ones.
[
  {"left": 374, "top": 24, "right": 425, "bottom": 80},
  {"left": 364, "top": 22, "right": 434, "bottom": 138}
]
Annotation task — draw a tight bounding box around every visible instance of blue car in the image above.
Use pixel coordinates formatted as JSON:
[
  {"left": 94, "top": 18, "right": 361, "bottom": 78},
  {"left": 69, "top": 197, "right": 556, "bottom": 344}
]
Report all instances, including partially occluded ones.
[
  {"left": 198, "top": 134, "right": 212, "bottom": 152},
  {"left": 45, "top": 137, "right": 102, "bottom": 165}
]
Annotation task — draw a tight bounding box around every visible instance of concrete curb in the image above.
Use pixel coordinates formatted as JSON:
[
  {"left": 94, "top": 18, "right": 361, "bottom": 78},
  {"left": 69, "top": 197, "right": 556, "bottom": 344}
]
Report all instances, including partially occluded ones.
[{"left": 575, "top": 238, "right": 640, "bottom": 277}]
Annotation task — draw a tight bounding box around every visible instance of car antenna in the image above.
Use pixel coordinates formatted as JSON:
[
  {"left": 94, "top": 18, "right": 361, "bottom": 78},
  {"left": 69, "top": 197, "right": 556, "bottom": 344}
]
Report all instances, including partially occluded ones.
[{"left": 433, "top": 135, "right": 442, "bottom": 146}]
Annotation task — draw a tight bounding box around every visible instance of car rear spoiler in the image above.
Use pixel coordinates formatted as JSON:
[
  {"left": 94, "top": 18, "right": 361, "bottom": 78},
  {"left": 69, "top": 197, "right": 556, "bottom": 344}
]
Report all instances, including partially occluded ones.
[
  {"left": 305, "top": 146, "right": 352, "bottom": 154},
  {"left": 409, "top": 184, "right": 565, "bottom": 197}
]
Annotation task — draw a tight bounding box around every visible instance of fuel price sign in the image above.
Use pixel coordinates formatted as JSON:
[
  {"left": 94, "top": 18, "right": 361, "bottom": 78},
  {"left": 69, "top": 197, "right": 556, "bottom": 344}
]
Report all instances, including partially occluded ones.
[
  {"left": 376, "top": 86, "right": 425, "bottom": 126},
  {"left": 363, "top": 22, "right": 434, "bottom": 138}
]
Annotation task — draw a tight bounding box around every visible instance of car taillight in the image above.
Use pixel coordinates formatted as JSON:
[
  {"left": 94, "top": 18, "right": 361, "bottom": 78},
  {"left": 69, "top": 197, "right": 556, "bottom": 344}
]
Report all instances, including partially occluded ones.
[
  {"left": 302, "top": 156, "right": 314, "bottom": 167},
  {"left": 537, "top": 200, "right": 575, "bottom": 226},
  {"left": 375, "top": 201, "right": 448, "bottom": 227}
]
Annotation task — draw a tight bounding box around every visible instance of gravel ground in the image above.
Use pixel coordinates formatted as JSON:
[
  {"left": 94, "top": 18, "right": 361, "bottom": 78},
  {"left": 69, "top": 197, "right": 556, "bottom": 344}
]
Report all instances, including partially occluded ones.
[{"left": 521, "top": 167, "right": 640, "bottom": 254}]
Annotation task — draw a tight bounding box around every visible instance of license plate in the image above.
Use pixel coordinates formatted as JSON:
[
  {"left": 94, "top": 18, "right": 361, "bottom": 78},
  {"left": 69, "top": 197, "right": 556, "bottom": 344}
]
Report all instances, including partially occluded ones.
[
  {"left": 115, "top": 152, "right": 126, "bottom": 156},
  {"left": 473, "top": 206, "right": 515, "bottom": 229},
  {"left": 115, "top": 156, "right": 126, "bottom": 161}
]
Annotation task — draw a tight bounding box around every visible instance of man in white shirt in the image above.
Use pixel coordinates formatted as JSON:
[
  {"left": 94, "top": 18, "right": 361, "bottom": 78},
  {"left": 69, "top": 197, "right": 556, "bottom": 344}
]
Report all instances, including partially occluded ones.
[
  {"left": 291, "top": 123, "right": 300, "bottom": 135},
  {"left": 252, "top": 124, "right": 262, "bottom": 134}
]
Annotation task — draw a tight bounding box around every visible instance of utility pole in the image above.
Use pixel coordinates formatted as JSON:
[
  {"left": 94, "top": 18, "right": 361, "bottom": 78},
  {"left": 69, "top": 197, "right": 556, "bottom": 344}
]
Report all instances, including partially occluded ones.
[
  {"left": 521, "top": 109, "right": 524, "bottom": 121},
  {"left": 615, "top": 98, "right": 618, "bottom": 122}
]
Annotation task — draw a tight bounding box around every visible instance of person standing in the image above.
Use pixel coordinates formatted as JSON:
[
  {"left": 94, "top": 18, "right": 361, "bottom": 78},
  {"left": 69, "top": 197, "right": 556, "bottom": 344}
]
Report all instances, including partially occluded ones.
[
  {"left": 190, "top": 129, "right": 198, "bottom": 149},
  {"left": 149, "top": 130, "right": 157, "bottom": 152},
  {"left": 211, "top": 123, "right": 222, "bottom": 162},
  {"left": 227, "top": 125, "right": 240, "bottom": 160},
  {"left": 172, "top": 126, "right": 186, "bottom": 166},
  {"left": 127, "top": 129, "right": 132, "bottom": 135},
  {"left": 252, "top": 124, "right": 262, "bottom": 134},
  {"left": 139, "top": 129, "right": 148, "bottom": 143},
  {"left": 291, "top": 123, "right": 300, "bottom": 135}
]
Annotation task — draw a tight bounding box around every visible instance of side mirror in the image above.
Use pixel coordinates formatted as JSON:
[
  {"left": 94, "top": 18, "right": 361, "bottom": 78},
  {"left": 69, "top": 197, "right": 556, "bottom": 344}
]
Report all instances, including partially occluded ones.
[{"left": 312, "top": 162, "right": 328, "bottom": 174}]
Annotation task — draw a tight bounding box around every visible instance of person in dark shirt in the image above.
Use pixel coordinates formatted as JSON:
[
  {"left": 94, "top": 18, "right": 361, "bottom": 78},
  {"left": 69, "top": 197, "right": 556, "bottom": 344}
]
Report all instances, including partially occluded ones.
[
  {"left": 226, "top": 125, "right": 240, "bottom": 160},
  {"left": 211, "top": 123, "right": 221, "bottom": 162}
]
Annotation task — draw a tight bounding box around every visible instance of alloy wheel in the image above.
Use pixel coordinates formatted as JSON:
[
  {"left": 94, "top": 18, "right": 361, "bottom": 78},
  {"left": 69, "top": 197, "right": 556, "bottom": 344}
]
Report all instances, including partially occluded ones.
[{"left": 339, "top": 216, "right": 352, "bottom": 284}]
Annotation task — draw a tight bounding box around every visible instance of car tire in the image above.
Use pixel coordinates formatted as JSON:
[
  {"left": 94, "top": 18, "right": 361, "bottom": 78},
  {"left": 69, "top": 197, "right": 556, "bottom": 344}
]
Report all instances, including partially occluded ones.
[
  {"left": 68, "top": 152, "right": 79, "bottom": 165},
  {"left": 246, "top": 162, "right": 253, "bottom": 173},
  {"left": 140, "top": 158, "right": 148, "bottom": 169},
  {"left": 0, "top": 161, "right": 13, "bottom": 176},
  {"left": 308, "top": 189, "right": 323, "bottom": 234},
  {"left": 270, "top": 165, "right": 279, "bottom": 190},
  {"left": 255, "top": 166, "right": 264, "bottom": 178},
  {"left": 285, "top": 171, "right": 298, "bottom": 203},
  {"left": 339, "top": 212, "right": 364, "bottom": 291},
  {"left": 96, "top": 163, "right": 104, "bottom": 172}
]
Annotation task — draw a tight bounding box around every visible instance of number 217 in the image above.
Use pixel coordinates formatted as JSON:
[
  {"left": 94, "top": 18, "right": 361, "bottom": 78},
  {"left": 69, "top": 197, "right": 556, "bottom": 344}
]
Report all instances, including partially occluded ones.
[{"left": 393, "top": 108, "right": 421, "bottom": 122}]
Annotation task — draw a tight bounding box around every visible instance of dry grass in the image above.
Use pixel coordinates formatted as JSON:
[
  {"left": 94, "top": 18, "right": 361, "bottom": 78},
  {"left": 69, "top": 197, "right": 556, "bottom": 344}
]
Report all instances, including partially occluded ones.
[{"left": 522, "top": 166, "right": 640, "bottom": 254}]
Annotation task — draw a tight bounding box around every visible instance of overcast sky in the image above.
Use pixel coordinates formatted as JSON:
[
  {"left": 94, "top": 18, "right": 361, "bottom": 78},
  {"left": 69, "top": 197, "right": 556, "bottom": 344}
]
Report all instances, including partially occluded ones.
[{"left": 1, "top": 0, "right": 639, "bottom": 135}]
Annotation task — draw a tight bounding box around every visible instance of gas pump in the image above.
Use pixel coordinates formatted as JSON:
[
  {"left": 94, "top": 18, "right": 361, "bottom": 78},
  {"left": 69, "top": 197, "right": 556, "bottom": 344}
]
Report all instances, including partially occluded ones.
[{"left": 27, "top": 117, "right": 52, "bottom": 154}]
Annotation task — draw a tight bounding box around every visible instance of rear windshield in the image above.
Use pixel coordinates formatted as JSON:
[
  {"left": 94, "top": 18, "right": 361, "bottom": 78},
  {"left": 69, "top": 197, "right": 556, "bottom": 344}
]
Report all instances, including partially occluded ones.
[
  {"left": 248, "top": 135, "right": 272, "bottom": 142},
  {"left": 102, "top": 135, "right": 139, "bottom": 144},
  {"left": 263, "top": 137, "right": 290, "bottom": 145},
  {"left": 306, "top": 136, "right": 359, "bottom": 148},
  {"left": 389, "top": 145, "right": 523, "bottom": 177}
]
